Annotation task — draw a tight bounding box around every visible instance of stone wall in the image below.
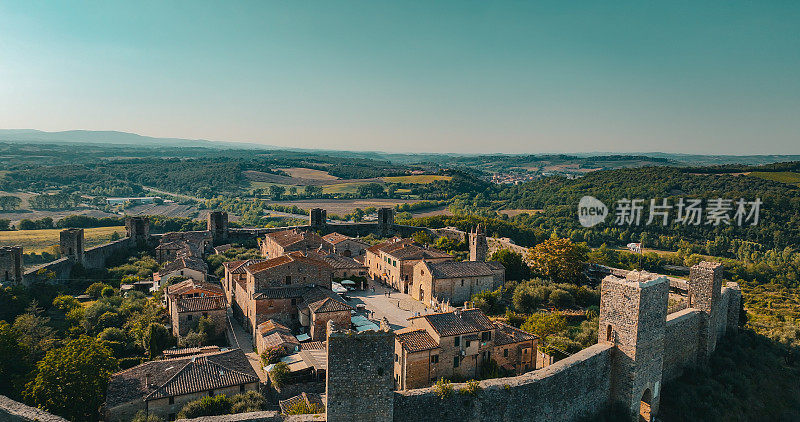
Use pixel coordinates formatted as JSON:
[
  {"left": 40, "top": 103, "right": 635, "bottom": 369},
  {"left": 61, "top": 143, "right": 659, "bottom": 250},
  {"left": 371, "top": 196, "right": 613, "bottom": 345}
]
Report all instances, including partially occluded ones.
[
  {"left": 393, "top": 344, "right": 613, "bottom": 422},
  {"left": 662, "top": 308, "right": 702, "bottom": 382},
  {"left": 0, "top": 395, "right": 67, "bottom": 422},
  {"left": 326, "top": 322, "right": 395, "bottom": 422},
  {"left": 22, "top": 257, "right": 72, "bottom": 285},
  {"left": 82, "top": 237, "right": 133, "bottom": 269}
]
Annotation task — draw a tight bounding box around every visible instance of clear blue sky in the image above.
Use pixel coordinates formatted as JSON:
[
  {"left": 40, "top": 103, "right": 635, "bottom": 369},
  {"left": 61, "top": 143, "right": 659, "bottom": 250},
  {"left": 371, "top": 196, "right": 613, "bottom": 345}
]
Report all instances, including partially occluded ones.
[{"left": 1, "top": 1, "right": 798, "bottom": 154}]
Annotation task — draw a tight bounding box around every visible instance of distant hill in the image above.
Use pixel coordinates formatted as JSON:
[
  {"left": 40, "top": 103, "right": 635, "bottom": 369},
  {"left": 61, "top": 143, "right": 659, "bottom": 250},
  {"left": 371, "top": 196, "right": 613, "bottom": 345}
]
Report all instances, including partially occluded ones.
[{"left": 0, "top": 129, "right": 269, "bottom": 149}]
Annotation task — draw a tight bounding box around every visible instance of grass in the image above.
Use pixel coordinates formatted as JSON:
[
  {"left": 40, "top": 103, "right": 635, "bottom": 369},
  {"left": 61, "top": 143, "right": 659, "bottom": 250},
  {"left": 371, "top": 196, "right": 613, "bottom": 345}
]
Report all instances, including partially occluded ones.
[
  {"left": 382, "top": 175, "right": 451, "bottom": 184},
  {"left": 281, "top": 167, "right": 339, "bottom": 180},
  {"left": 0, "top": 226, "right": 126, "bottom": 253},
  {"left": 321, "top": 182, "right": 365, "bottom": 194},
  {"left": 749, "top": 171, "right": 800, "bottom": 187}
]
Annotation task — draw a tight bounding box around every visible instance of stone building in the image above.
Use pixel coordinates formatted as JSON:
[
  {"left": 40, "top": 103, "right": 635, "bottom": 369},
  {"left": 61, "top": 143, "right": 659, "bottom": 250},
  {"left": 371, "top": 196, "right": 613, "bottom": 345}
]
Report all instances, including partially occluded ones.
[
  {"left": 104, "top": 349, "right": 259, "bottom": 422},
  {"left": 322, "top": 232, "right": 370, "bottom": 257},
  {"left": 155, "top": 231, "right": 211, "bottom": 263},
  {"left": 256, "top": 319, "right": 300, "bottom": 356},
  {"left": 260, "top": 228, "right": 333, "bottom": 259},
  {"left": 0, "top": 246, "right": 23, "bottom": 284},
  {"left": 221, "top": 258, "right": 266, "bottom": 312},
  {"left": 410, "top": 260, "right": 505, "bottom": 308},
  {"left": 164, "top": 279, "right": 227, "bottom": 337},
  {"left": 241, "top": 252, "right": 336, "bottom": 335},
  {"left": 298, "top": 287, "right": 354, "bottom": 341},
  {"left": 153, "top": 256, "right": 208, "bottom": 289},
  {"left": 394, "top": 308, "right": 535, "bottom": 390},
  {"left": 365, "top": 238, "right": 453, "bottom": 293},
  {"left": 312, "top": 251, "right": 368, "bottom": 280}
]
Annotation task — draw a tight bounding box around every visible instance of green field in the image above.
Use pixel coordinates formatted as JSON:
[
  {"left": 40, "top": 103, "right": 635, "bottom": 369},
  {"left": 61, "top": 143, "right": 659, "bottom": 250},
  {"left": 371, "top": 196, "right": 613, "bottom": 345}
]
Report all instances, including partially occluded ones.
[
  {"left": 749, "top": 171, "right": 800, "bottom": 187},
  {"left": 0, "top": 226, "right": 126, "bottom": 253}
]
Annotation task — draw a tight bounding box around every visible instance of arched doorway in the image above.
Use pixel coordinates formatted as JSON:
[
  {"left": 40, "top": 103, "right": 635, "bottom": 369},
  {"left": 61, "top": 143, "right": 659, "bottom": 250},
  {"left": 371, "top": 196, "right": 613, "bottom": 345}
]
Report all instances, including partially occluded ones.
[
  {"left": 606, "top": 324, "right": 613, "bottom": 342},
  {"left": 639, "top": 388, "right": 652, "bottom": 422}
]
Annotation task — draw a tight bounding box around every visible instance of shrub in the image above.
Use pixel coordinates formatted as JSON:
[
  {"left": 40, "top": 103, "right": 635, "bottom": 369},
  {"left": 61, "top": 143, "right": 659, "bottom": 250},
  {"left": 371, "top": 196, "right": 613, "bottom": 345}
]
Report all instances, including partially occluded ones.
[
  {"left": 85, "top": 282, "right": 112, "bottom": 299},
  {"left": 548, "top": 289, "right": 575, "bottom": 308},
  {"left": 131, "top": 410, "right": 163, "bottom": 422},
  {"left": 270, "top": 362, "right": 290, "bottom": 389},
  {"left": 177, "top": 395, "right": 231, "bottom": 419},
  {"left": 521, "top": 312, "right": 567, "bottom": 339},
  {"left": 433, "top": 378, "right": 454, "bottom": 399},
  {"left": 284, "top": 399, "right": 325, "bottom": 415},
  {"left": 261, "top": 346, "right": 286, "bottom": 366},
  {"left": 459, "top": 379, "right": 482, "bottom": 396},
  {"left": 229, "top": 391, "right": 266, "bottom": 414}
]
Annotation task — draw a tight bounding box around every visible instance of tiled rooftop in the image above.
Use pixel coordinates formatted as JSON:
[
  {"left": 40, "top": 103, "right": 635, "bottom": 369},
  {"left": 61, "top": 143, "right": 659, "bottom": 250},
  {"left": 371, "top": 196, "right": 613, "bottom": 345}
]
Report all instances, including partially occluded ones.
[
  {"left": 175, "top": 296, "right": 227, "bottom": 313},
  {"left": 425, "top": 260, "right": 498, "bottom": 278},
  {"left": 395, "top": 328, "right": 439, "bottom": 353},
  {"left": 411, "top": 308, "right": 494, "bottom": 337}
]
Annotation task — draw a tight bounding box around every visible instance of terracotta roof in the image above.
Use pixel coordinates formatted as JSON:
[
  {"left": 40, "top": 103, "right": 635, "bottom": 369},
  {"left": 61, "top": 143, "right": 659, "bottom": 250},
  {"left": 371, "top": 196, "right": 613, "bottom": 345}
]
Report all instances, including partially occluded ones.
[
  {"left": 396, "top": 328, "right": 439, "bottom": 353},
  {"left": 322, "top": 232, "right": 351, "bottom": 245},
  {"left": 261, "top": 331, "right": 300, "bottom": 350},
  {"left": 107, "top": 349, "right": 258, "bottom": 407},
  {"left": 165, "top": 279, "right": 223, "bottom": 297},
  {"left": 312, "top": 252, "right": 366, "bottom": 270},
  {"left": 223, "top": 258, "right": 268, "bottom": 274},
  {"left": 175, "top": 296, "right": 227, "bottom": 313},
  {"left": 365, "top": 237, "right": 408, "bottom": 254},
  {"left": 387, "top": 244, "right": 452, "bottom": 261},
  {"left": 257, "top": 319, "right": 291, "bottom": 335},
  {"left": 411, "top": 309, "right": 494, "bottom": 337},
  {"left": 264, "top": 229, "right": 331, "bottom": 249},
  {"left": 245, "top": 251, "right": 334, "bottom": 274},
  {"left": 493, "top": 321, "right": 537, "bottom": 346},
  {"left": 299, "top": 287, "right": 354, "bottom": 313},
  {"left": 158, "top": 256, "right": 208, "bottom": 276},
  {"left": 425, "top": 261, "right": 498, "bottom": 279},
  {"left": 253, "top": 286, "right": 312, "bottom": 300},
  {"left": 162, "top": 346, "right": 221, "bottom": 358}
]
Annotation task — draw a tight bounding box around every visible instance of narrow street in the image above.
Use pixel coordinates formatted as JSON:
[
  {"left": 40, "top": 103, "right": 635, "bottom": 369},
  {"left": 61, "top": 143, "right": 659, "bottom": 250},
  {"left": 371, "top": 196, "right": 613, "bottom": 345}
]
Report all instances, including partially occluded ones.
[{"left": 225, "top": 306, "right": 267, "bottom": 382}]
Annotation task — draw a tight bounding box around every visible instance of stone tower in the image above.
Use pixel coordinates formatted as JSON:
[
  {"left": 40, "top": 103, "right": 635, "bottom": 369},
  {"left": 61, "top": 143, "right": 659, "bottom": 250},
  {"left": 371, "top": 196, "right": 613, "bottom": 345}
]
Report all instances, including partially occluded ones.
[
  {"left": 206, "top": 211, "right": 228, "bottom": 242},
  {"left": 59, "top": 228, "right": 84, "bottom": 264},
  {"left": 599, "top": 271, "right": 669, "bottom": 421},
  {"left": 310, "top": 208, "right": 327, "bottom": 230},
  {"left": 377, "top": 207, "right": 394, "bottom": 234},
  {"left": 125, "top": 216, "right": 150, "bottom": 243},
  {"left": 688, "top": 261, "right": 723, "bottom": 359},
  {"left": 0, "top": 246, "right": 23, "bottom": 284},
  {"left": 326, "top": 321, "right": 394, "bottom": 422},
  {"left": 469, "top": 225, "right": 488, "bottom": 262}
]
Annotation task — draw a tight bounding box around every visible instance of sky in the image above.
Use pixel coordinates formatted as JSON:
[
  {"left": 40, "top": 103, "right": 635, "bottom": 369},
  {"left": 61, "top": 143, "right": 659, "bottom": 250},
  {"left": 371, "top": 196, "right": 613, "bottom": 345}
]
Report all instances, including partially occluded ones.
[{"left": 0, "top": 1, "right": 798, "bottom": 154}]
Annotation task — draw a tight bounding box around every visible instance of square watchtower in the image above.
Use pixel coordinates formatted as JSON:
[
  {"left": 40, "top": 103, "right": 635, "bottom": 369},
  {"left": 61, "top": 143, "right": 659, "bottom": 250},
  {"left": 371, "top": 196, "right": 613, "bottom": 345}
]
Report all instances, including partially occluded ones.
[
  {"left": 599, "top": 271, "right": 669, "bottom": 421},
  {"left": 60, "top": 228, "right": 84, "bottom": 264}
]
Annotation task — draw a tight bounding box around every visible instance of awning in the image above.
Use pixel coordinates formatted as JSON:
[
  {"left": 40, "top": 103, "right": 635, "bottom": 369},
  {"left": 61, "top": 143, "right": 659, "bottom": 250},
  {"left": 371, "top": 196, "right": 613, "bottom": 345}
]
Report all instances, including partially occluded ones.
[
  {"left": 340, "top": 280, "right": 356, "bottom": 285},
  {"left": 332, "top": 282, "right": 348, "bottom": 293},
  {"left": 295, "top": 333, "right": 311, "bottom": 342}
]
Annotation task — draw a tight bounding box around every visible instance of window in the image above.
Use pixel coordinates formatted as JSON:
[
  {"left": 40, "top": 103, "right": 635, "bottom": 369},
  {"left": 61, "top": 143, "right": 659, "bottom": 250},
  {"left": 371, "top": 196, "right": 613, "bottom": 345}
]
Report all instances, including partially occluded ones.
[
  {"left": 481, "top": 331, "right": 491, "bottom": 342},
  {"left": 454, "top": 336, "right": 460, "bottom": 347},
  {"left": 168, "top": 396, "right": 174, "bottom": 405},
  {"left": 187, "top": 314, "right": 193, "bottom": 321},
  {"left": 461, "top": 279, "right": 464, "bottom": 287},
  {"left": 285, "top": 275, "right": 292, "bottom": 285},
  {"left": 291, "top": 298, "right": 297, "bottom": 306},
  {"left": 430, "top": 355, "right": 439, "bottom": 364},
  {"left": 240, "top": 384, "right": 246, "bottom": 393},
  {"left": 504, "top": 349, "right": 509, "bottom": 358},
  {"left": 465, "top": 340, "right": 471, "bottom": 348},
  {"left": 453, "top": 356, "right": 460, "bottom": 368},
  {"left": 395, "top": 354, "right": 399, "bottom": 362}
]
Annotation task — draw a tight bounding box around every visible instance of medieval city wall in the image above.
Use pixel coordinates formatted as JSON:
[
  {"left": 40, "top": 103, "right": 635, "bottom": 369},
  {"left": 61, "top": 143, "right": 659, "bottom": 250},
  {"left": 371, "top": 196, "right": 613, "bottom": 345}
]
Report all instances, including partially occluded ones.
[
  {"left": 82, "top": 237, "right": 133, "bottom": 269},
  {"left": 0, "top": 395, "right": 67, "bottom": 422},
  {"left": 662, "top": 308, "right": 702, "bottom": 382},
  {"left": 392, "top": 343, "right": 613, "bottom": 422},
  {"left": 21, "top": 257, "right": 72, "bottom": 285}
]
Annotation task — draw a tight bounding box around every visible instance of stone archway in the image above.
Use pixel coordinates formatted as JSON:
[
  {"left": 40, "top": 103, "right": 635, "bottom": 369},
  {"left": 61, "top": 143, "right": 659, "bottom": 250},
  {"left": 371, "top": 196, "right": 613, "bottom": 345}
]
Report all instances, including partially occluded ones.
[{"left": 639, "top": 388, "right": 652, "bottom": 422}]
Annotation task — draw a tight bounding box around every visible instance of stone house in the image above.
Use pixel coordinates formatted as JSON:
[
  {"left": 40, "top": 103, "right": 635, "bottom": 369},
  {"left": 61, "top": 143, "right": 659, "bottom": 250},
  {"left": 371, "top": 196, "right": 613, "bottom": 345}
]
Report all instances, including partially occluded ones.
[
  {"left": 322, "top": 232, "right": 370, "bottom": 257},
  {"left": 105, "top": 348, "right": 259, "bottom": 422},
  {"left": 394, "top": 308, "right": 535, "bottom": 390},
  {"left": 221, "top": 258, "right": 266, "bottom": 314},
  {"left": 256, "top": 319, "right": 300, "bottom": 356},
  {"left": 260, "top": 229, "right": 333, "bottom": 259},
  {"left": 155, "top": 231, "right": 211, "bottom": 263},
  {"left": 297, "top": 287, "right": 354, "bottom": 341},
  {"left": 312, "top": 251, "right": 368, "bottom": 280},
  {"left": 366, "top": 238, "right": 453, "bottom": 293},
  {"left": 410, "top": 260, "right": 505, "bottom": 308},
  {"left": 154, "top": 256, "right": 208, "bottom": 289},
  {"left": 241, "top": 252, "right": 336, "bottom": 335},
  {"left": 164, "top": 279, "right": 227, "bottom": 337}
]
